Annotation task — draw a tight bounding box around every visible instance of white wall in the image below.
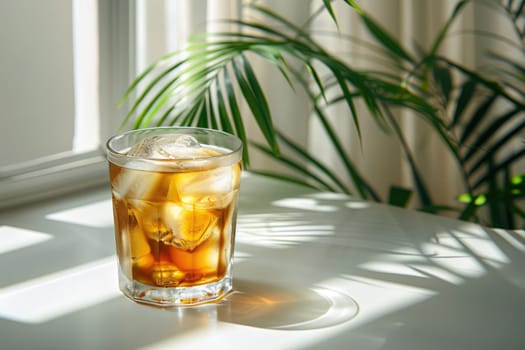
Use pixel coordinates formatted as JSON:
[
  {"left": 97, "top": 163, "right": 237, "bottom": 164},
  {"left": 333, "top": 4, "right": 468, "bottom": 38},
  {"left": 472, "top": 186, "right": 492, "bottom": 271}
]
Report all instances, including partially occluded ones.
[{"left": 0, "top": 0, "right": 75, "bottom": 168}]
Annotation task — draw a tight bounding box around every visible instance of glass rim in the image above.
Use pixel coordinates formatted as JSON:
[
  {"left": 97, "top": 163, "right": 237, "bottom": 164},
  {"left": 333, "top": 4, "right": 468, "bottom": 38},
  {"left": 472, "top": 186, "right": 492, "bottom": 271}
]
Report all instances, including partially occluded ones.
[{"left": 106, "top": 126, "right": 243, "bottom": 171}]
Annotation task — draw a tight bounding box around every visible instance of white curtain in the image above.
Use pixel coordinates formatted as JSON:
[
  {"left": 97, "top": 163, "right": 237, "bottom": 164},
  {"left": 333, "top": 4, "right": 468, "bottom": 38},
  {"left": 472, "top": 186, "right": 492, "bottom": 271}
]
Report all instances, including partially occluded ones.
[
  {"left": 135, "top": 0, "right": 241, "bottom": 72},
  {"left": 246, "top": 0, "right": 473, "bottom": 207},
  {"left": 250, "top": 0, "right": 495, "bottom": 208},
  {"left": 305, "top": 0, "right": 471, "bottom": 205},
  {"left": 139, "top": 0, "right": 506, "bottom": 208}
]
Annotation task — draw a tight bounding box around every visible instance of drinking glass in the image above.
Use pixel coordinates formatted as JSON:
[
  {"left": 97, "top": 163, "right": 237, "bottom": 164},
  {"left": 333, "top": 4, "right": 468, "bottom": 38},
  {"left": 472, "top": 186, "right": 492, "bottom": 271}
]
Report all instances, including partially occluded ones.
[{"left": 106, "top": 127, "right": 242, "bottom": 307}]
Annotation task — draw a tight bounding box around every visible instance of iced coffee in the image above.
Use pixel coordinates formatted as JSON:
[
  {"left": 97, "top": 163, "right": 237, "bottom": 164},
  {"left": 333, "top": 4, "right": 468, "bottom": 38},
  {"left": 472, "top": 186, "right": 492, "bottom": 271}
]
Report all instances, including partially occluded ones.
[{"left": 106, "top": 127, "right": 242, "bottom": 307}]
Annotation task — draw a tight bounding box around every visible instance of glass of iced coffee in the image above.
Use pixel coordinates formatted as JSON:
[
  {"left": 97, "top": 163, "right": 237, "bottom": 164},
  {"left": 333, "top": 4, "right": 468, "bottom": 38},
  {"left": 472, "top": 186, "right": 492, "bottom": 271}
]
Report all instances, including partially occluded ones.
[{"left": 106, "top": 127, "right": 242, "bottom": 307}]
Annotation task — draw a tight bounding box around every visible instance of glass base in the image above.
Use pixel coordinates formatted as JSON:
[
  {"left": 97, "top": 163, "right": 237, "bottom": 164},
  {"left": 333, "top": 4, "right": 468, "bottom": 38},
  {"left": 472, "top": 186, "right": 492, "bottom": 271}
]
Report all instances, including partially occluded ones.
[{"left": 118, "top": 272, "right": 233, "bottom": 307}]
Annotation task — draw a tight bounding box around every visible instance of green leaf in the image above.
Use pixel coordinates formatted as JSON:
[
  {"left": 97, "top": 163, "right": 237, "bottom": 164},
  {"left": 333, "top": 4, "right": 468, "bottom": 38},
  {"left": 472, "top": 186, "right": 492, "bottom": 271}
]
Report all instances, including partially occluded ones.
[
  {"left": 333, "top": 73, "right": 361, "bottom": 141},
  {"left": 118, "top": 50, "right": 179, "bottom": 108},
  {"left": 432, "top": 63, "right": 453, "bottom": 104},
  {"left": 223, "top": 68, "right": 250, "bottom": 166},
  {"left": 457, "top": 193, "right": 487, "bottom": 206},
  {"left": 428, "top": 1, "right": 468, "bottom": 58},
  {"left": 472, "top": 147, "right": 525, "bottom": 190},
  {"left": 466, "top": 119, "right": 525, "bottom": 177},
  {"left": 458, "top": 199, "right": 481, "bottom": 222},
  {"left": 125, "top": 44, "right": 238, "bottom": 129},
  {"left": 121, "top": 60, "right": 184, "bottom": 129},
  {"left": 459, "top": 93, "right": 497, "bottom": 146},
  {"left": 247, "top": 170, "right": 320, "bottom": 190},
  {"left": 305, "top": 60, "right": 328, "bottom": 103},
  {"left": 156, "top": 105, "right": 176, "bottom": 126},
  {"left": 232, "top": 55, "right": 279, "bottom": 154},
  {"left": 178, "top": 98, "right": 202, "bottom": 127},
  {"left": 513, "top": 0, "right": 525, "bottom": 20},
  {"left": 388, "top": 186, "right": 413, "bottom": 208},
  {"left": 511, "top": 174, "right": 524, "bottom": 185},
  {"left": 249, "top": 141, "right": 340, "bottom": 192},
  {"left": 441, "top": 58, "right": 518, "bottom": 106},
  {"left": 243, "top": 4, "right": 323, "bottom": 50},
  {"left": 462, "top": 107, "right": 521, "bottom": 162},
  {"left": 216, "top": 86, "right": 234, "bottom": 134},
  {"left": 322, "top": 0, "right": 338, "bottom": 27},
  {"left": 311, "top": 102, "right": 380, "bottom": 200},
  {"left": 487, "top": 160, "right": 509, "bottom": 228},
  {"left": 457, "top": 192, "right": 487, "bottom": 222},
  {"left": 275, "top": 130, "right": 352, "bottom": 194},
  {"left": 344, "top": 0, "right": 414, "bottom": 63},
  {"left": 250, "top": 46, "right": 296, "bottom": 92},
  {"left": 196, "top": 96, "right": 210, "bottom": 128},
  {"left": 381, "top": 104, "right": 434, "bottom": 208},
  {"left": 132, "top": 57, "right": 221, "bottom": 128},
  {"left": 451, "top": 79, "right": 477, "bottom": 127}
]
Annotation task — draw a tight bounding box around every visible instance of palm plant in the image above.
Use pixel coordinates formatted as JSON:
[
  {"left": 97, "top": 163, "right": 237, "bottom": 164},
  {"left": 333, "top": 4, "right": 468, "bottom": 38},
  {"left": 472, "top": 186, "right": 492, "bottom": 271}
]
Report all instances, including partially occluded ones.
[{"left": 121, "top": 0, "right": 525, "bottom": 229}]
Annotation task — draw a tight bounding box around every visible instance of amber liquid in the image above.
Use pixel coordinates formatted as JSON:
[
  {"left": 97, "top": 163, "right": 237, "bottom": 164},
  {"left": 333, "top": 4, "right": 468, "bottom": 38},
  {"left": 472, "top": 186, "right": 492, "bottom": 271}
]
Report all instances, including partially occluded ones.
[{"left": 109, "top": 158, "right": 241, "bottom": 288}]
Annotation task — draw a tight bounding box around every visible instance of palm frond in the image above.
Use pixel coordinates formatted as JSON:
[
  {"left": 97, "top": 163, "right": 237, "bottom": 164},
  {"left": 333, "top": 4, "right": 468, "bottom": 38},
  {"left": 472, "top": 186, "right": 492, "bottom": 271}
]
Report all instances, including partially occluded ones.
[
  {"left": 249, "top": 140, "right": 341, "bottom": 193},
  {"left": 120, "top": 1, "right": 525, "bottom": 228},
  {"left": 343, "top": 0, "right": 415, "bottom": 63}
]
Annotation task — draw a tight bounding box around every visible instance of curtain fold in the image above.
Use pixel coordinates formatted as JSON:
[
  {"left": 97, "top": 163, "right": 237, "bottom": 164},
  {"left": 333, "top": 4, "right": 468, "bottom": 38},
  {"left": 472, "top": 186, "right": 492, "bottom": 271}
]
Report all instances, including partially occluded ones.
[
  {"left": 397, "top": 0, "right": 470, "bottom": 206},
  {"left": 138, "top": 0, "right": 241, "bottom": 70}
]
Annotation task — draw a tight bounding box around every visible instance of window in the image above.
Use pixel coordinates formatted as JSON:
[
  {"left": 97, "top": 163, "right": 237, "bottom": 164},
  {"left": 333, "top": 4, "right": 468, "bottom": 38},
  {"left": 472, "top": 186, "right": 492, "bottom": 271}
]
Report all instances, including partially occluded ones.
[
  {"left": 0, "top": 0, "right": 133, "bottom": 208},
  {"left": 1, "top": 0, "right": 79, "bottom": 169},
  {"left": 0, "top": 0, "right": 242, "bottom": 209}
]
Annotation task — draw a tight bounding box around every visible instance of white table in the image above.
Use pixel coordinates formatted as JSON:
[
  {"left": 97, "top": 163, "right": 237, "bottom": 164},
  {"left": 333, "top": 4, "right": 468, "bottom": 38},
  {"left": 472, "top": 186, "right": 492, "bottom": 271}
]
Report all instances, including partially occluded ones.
[{"left": 0, "top": 173, "right": 524, "bottom": 349}]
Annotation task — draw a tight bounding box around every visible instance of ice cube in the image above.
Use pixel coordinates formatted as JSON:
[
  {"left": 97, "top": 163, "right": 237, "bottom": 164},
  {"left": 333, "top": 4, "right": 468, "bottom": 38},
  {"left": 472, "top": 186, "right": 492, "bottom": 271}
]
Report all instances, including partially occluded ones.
[
  {"left": 130, "top": 200, "right": 170, "bottom": 241},
  {"left": 134, "top": 253, "right": 154, "bottom": 270},
  {"left": 152, "top": 263, "right": 185, "bottom": 286},
  {"left": 167, "top": 224, "right": 221, "bottom": 276},
  {"left": 161, "top": 203, "right": 218, "bottom": 251},
  {"left": 174, "top": 164, "right": 240, "bottom": 209},
  {"left": 124, "top": 209, "right": 152, "bottom": 261},
  {"left": 112, "top": 168, "right": 163, "bottom": 201},
  {"left": 127, "top": 134, "right": 202, "bottom": 159}
]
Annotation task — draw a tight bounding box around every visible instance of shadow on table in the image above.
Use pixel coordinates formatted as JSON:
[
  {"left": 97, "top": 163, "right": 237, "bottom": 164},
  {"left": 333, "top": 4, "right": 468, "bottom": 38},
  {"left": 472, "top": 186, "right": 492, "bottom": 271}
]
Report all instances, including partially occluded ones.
[
  {"left": 216, "top": 278, "right": 358, "bottom": 330},
  {"left": 299, "top": 226, "right": 525, "bottom": 350}
]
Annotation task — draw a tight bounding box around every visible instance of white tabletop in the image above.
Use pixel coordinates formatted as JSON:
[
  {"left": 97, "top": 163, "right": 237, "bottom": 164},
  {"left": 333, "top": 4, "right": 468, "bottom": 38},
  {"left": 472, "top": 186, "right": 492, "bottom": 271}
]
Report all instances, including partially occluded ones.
[{"left": 0, "top": 173, "right": 524, "bottom": 349}]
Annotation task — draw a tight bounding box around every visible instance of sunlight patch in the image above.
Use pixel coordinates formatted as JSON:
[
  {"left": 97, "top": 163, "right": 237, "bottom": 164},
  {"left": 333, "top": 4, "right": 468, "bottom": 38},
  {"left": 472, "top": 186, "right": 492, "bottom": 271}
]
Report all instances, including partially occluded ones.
[
  {"left": 493, "top": 228, "right": 525, "bottom": 252},
  {"left": 308, "top": 192, "right": 351, "bottom": 200},
  {"left": 345, "top": 201, "right": 371, "bottom": 209},
  {"left": 0, "top": 256, "right": 119, "bottom": 324},
  {"left": 0, "top": 226, "right": 53, "bottom": 255},
  {"left": 358, "top": 259, "right": 465, "bottom": 285},
  {"left": 46, "top": 199, "right": 114, "bottom": 228},
  {"left": 237, "top": 213, "right": 334, "bottom": 248},
  {"left": 358, "top": 261, "right": 428, "bottom": 278},
  {"left": 328, "top": 274, "right": 436, "bottom": 328},
  {"left": 233, "top": 250, "right": 252, "bottom": 263},
  {"left": 272, "top": 198, "right": 339, "bottom": 212}
]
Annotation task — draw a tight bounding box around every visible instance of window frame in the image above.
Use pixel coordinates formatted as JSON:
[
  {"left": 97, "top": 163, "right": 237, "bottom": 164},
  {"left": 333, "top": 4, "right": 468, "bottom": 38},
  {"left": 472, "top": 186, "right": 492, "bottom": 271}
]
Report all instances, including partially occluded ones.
[{"left": 0, "top": 0, "right": 136, "bottom": 210}]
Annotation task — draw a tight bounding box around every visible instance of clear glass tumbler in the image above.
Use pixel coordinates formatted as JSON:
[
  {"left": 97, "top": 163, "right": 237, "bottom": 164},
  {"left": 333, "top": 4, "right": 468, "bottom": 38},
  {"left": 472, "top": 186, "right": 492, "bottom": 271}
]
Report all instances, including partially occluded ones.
[{"left": 106, "top": 127, "right": 242, "bottom": 307}]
